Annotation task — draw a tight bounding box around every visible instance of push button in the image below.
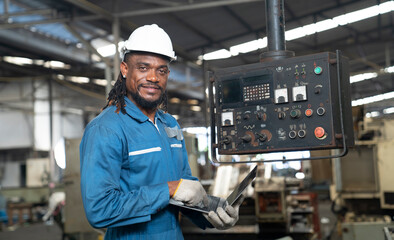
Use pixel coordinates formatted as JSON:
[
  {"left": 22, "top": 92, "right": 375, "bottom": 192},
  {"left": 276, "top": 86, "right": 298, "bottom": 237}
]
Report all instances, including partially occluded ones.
[
  {"left": 314, "top": 127, "right": 326, "bottom": 139},
  {"left": 305, "top": 109, "right": 313, "bottom": 117},
  {"left": 317, "top": 107, "right": 326, "bottom": 116}
]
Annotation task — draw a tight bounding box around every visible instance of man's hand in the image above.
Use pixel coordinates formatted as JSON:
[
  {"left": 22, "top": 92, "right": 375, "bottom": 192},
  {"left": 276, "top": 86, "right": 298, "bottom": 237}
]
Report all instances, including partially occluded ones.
[
  {"left": 204, "top": 194, "right": 245, "bottom": 230},
  {"left": 168, "top": 179, "right": 208, "bottom": 207}
]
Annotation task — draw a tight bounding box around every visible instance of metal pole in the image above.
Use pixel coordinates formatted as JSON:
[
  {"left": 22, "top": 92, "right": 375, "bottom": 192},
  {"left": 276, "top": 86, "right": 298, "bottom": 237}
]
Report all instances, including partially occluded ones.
[
  {"left": 112, "top": 17, "right": 120, "bottom": 81},
  {"left": 260, "top": 0, "right": 294, "bottom": 62},
  {"left": 266, "top": 0, "right": 285, "bottom": 52},
  {"left": 48, "top": 78, "right": 54, "bottom": 182},
  {"left": 105, "top": 66, "right": 112, "bottom": 96}
]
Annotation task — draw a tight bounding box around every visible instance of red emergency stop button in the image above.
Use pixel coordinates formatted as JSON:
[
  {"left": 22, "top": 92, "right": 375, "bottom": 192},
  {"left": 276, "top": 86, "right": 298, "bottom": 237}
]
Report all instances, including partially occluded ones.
[
  {"left": 305, "top": 109, "right": 313, "bottom": 117},
  {"left": 314, "top": 127, "right": 326, "bottom": 139}
]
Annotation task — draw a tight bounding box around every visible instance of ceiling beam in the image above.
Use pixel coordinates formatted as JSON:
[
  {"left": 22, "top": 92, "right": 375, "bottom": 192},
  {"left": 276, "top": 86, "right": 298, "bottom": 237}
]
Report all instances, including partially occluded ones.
[
  {"left": 64, "top": 23, "right": 112, "bottom": 67},
  {"left": 0, "top": 15, "right": 101, "bottom": 29},
  {"left": 186, "top": 0, "right": 364, "bottom": 51},
  {"left": 64, "top": 0, "right": 113, "bottom": 21},
  {"left": 2, "top": 8, "right": 55, "bottom": 18},
  {"left": 116, "top": 0, "right": 264, "bottom": 18}
]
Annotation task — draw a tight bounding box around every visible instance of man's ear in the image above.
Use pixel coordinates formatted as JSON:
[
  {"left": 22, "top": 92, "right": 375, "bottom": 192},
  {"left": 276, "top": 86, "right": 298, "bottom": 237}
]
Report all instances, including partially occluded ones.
[{"left": 120, "top": 61, "right": 128, "bottom": 77}]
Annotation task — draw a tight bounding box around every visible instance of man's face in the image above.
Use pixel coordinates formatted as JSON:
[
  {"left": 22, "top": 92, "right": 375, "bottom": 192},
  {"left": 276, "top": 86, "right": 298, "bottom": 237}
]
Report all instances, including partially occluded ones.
[{"left": 121, "top": 53, "right": 170, "bottom": 110}]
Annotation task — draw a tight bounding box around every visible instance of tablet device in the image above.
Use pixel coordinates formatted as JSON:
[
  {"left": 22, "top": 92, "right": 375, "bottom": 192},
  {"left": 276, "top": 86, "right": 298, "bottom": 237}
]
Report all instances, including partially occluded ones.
[{"left": 169, "top": 165, "right": 257, "bottom": 213}]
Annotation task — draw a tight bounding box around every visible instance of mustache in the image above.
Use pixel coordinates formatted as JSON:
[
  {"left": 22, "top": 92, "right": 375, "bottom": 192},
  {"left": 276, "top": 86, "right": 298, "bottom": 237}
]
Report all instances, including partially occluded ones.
[{"left": 138, "top": 83, "right": 163, "bottom": 91}]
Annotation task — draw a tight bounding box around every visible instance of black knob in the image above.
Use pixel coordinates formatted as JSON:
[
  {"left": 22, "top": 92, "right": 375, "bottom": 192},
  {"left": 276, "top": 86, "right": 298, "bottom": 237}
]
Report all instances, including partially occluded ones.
[
  {"left": 256, "top": 112, "right": 263, "bottom": 120},
  {"left": 241, "top": 134, "right": 252, "bottom": 143},
  {"left": 244, "top": 114, "right": 250, "bottom": 120},
  {"left": 222, "top": 136, "right": 232, "bottom": 145},
  {"left": 278, "top": 112, "right": 286, "bottom": 119},
  {"left": 257, "top": 133, "right": 267, "bottom": 142}
]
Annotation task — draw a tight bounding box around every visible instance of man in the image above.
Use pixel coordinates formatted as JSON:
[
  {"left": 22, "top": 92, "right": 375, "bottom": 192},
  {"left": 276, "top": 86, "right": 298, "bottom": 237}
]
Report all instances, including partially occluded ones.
[{"left": 80, "top": 24, "right": 242, "bottom": 239}]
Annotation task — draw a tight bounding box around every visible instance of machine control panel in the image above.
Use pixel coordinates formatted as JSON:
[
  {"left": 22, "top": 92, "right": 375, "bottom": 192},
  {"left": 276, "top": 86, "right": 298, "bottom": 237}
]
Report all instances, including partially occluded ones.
[{"left": 211, "top": 52, "right": 354, "bottom": 155}]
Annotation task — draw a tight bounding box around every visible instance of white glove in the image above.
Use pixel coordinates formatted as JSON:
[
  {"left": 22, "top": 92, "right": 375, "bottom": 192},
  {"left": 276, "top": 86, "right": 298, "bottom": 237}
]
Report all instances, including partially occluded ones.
[
  {"left": 204, "top": 194, "right": 245, "bottom": 230},
  {"left": 172, "top": 179, "right": 208, "bottom": 207}
]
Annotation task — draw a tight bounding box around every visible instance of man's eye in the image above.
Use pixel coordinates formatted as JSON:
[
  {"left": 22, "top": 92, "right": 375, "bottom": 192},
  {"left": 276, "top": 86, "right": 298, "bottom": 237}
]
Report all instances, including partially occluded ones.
[
  {"left": 138, "top": 66, "right": 148, "bottom": 71},
  {"left": 158, "top": 69, "right": 168, "bottom": 74}
]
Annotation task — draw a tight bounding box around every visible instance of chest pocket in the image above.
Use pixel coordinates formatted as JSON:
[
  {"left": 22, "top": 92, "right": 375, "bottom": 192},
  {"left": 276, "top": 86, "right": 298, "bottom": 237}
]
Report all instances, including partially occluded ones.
[{"left": 128, "top": 143, "right": 166, "bottom": 184}]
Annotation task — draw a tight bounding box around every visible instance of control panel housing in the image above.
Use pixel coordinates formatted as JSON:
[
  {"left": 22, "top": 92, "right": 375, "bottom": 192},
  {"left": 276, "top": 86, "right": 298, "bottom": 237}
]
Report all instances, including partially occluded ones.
[{"left": 211, "top": 52, "right": 354, "bottom": 155}]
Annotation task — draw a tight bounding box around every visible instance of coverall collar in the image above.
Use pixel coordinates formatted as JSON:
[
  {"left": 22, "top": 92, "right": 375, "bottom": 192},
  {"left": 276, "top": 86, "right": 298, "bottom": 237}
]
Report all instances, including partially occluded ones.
[{"left": 124, "top": 96, "right": 167, "bottom": 125}]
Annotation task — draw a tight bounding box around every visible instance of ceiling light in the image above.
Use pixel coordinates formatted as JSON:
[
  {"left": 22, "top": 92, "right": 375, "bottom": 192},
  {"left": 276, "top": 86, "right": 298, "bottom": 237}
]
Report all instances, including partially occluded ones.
[
  {"left": 187, "top": 99, "right": 199, "bottom": 105},
  {"left": 44, "top": 60, "right": 70, "bottom": 69},
  {"left": 350, "top": 72, "right": 378, "bottom": 83},
  {"left": 190, "top": 106, "right": 201, "bottom": 112},
  {"left": 383, "top": 107, "right": 394, "bottom": 114},
  {"left": 68, "top": 76, "right": 90, "bottom": 84},
  {"left": 201, "top": 2, "right": 393, "bottom": 61},
  {"left": 229, "top": 38, "right": 267, "bottom": 56},
  {"left": 385, "top": 66, "right": 394, "bottom": 73},
  {"left": 92, "top": 79, "right": 108, "bottom": 86},
  {"left": 203, "top": 49, "right": 232, "bottom": 61},
  {"left": 352, "top": 91, "right": 394, "bottom": 106},
  {"left": 3, "top": 56, "right": 33, "bottom": 66},
  {"left": 169, "top": 97, "right": 181, "bottom": 104},
  {"left": 370, "top": 111, "right": 381, "bottom": 117}
]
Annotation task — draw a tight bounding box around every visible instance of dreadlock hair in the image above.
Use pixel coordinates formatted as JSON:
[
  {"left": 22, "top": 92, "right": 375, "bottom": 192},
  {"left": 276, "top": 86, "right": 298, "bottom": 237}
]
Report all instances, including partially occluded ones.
[
  {"left": 102, "top": 52, "right": 169, "bottom": 114},
  {"left": 102, "top": 72, "right": 127, "bottom": 114}
]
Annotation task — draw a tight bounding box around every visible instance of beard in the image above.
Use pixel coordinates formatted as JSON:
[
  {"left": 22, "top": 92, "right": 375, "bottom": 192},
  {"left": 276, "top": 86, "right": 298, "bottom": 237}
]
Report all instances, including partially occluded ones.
[{"left": 129, "top": 84, "right": 165, "bottom": 110}]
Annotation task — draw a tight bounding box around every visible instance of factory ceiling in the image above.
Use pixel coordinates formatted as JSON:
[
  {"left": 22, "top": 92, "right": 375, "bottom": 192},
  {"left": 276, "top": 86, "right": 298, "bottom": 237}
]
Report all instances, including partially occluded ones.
[{"left": 0, "top": 0, "right": 393, "bottom": 127}]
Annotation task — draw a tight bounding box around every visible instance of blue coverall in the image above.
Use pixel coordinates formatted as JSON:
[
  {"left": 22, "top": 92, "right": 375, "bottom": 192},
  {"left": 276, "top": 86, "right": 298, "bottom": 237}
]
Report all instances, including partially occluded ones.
[{"left": 80, "top": 97, "right": 211, "bottom": 239}]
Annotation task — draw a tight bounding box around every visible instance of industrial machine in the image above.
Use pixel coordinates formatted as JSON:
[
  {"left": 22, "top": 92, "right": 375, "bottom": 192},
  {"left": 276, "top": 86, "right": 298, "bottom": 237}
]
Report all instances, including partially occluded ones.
[
  {"left": 330, "top": 118, "right": 394, "bottom": 240},
  {"left": 208, "top": 0, "right": 354, "bottom": 164},
  {"left": 210, "top": 51, "right": 353, "bottom": 156}
]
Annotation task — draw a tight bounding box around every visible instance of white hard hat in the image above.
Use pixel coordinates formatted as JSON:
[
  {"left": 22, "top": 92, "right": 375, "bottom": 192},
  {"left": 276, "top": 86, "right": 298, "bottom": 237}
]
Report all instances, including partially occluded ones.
[{"left": 123, "top": 24, "right": 176, "bottom": 61}]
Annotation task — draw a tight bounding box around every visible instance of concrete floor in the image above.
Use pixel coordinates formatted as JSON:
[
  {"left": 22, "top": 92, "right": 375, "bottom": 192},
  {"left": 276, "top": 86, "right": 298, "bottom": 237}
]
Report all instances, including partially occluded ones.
[{"left": 0, "top": 222, "right": 63, "bottom": 240}]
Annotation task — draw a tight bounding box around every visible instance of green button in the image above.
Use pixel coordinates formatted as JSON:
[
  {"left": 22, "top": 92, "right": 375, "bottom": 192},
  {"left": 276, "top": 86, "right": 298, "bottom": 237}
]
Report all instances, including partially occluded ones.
[
  {"left": 314, "top": 66, "right": 323, "bottom": 75},
  {"left": 290, "top": 110, "right": 299, "bottom": 118}
]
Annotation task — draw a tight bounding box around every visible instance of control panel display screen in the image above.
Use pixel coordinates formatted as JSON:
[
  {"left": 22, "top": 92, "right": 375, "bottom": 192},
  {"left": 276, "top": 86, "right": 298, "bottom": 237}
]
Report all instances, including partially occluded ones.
[
  {"left": 243, "top": 74, "right": 272, "bottom": 102},
  {"left": 222, "top": 79, "right": 242, "bottom": 104}
]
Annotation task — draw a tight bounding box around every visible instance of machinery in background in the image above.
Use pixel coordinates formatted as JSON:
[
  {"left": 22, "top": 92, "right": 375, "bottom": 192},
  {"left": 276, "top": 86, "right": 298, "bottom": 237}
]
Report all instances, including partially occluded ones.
[
  {"left": 254, "top": 172, "right": 321, "bottom": 239},
  {"left": 63, "top": 138, "right": 102, "bottom": 240},
  {"left": 330, "top": 118, "right": 394, "bottom": 240}
]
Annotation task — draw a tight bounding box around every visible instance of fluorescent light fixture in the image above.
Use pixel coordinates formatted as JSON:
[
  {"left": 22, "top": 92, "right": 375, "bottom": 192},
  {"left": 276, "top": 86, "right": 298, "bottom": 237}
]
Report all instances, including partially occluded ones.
[
  {"left": 201, "top": 2, "right": 393, "bottom": 61},
  {"left": 3, "top": 56, "right": 33, "bottom": 65},
  {"left": 352, "top": 91, "right": 394, "bottom": 106},
  {"left": 92, "top": 79, "right": 108, "bottom": 86},
  {"left": 312, "top": 19, "right": 339, "bottom": 32},
  {"left": 383, "top": 107, "right": 394, "bottom": 114},
  {"left": 350, "top": 72, "right": 378, "bottom": 83},
  {"left": 44, "top": 60, "right": 70, "bottom": 69},
  {"left": 169, "top": 97, "right": 181, "bottom": 104},
  {"left": 385, "top": 66, "right": 394, "bottom": 73},
  {"left": 370, "top": 111, "right": 381, "bottom": 117},
  {"left": 285, "top": 27, "right": 307, "bottom": 41},
  {"left": 57, "top": 74, "right": 65, "bottom": 80},
  {"left": 68, "top": 76, "right": 90, "bottom": 84},
  {"left": 190, "top": 105, "right": 201, "bottom": 112},
  {"left": 229, "top": 38, "right": 267, "bottom": 56},
  {"left": 187, "top": 99, "right": 199, "bottom": 105},
  {"left": 203, "top": 49, "right": 232, "bottom": 61}
]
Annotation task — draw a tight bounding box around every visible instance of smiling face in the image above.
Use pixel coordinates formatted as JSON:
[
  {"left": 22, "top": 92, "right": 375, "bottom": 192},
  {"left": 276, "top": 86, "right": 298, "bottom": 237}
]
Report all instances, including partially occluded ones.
[{"left": 121, "top": 52, "right": 170, "bottom": 112}]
